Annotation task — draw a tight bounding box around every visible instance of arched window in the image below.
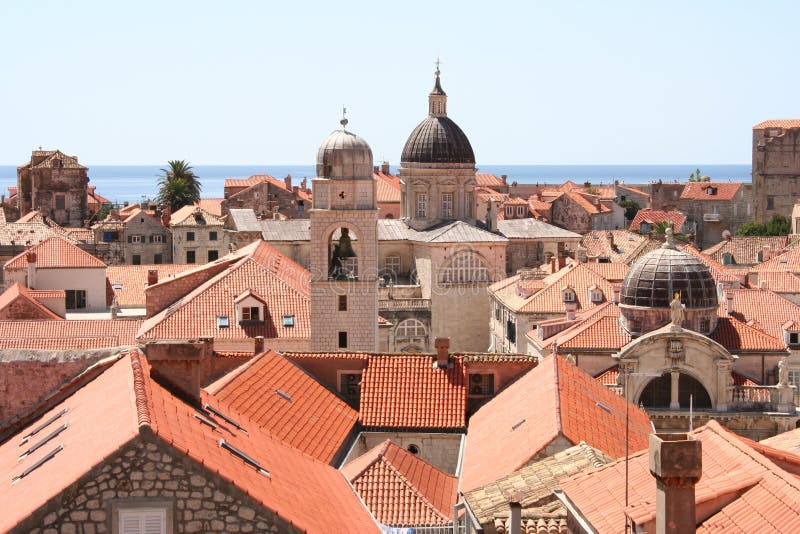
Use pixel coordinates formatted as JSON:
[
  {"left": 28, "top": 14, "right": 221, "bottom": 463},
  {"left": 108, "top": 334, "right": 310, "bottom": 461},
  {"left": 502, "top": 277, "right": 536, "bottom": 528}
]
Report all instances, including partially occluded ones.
[
  {"left": 395, "top": 319, "right": 427, "bottom": 340},
  {"left": 440, "top": 251, "right": 490, "bottom": 284},
  {"left": 722, "top": 253, "right": 734, "bottom": 265}
]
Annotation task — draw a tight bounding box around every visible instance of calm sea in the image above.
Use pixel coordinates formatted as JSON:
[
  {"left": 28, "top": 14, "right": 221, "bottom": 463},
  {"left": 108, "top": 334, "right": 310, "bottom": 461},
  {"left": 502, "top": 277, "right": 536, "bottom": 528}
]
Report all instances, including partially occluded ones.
[{"left": 0, "top": 164, "right": 751, "bottom": 205}]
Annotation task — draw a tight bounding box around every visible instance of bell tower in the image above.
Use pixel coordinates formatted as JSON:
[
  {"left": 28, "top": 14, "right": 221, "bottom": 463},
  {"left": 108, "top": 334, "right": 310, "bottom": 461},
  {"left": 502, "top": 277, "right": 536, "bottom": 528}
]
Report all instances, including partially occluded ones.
[{"left": 310, "top": 117, "right": 379, "bottom": 351}]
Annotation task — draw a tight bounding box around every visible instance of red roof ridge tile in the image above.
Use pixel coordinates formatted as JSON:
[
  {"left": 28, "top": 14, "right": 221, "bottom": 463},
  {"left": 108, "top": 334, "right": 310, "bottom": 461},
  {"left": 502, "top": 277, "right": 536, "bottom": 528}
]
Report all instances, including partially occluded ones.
[{"left": 129, "top": 350, "right": 152, "bottom": 429}]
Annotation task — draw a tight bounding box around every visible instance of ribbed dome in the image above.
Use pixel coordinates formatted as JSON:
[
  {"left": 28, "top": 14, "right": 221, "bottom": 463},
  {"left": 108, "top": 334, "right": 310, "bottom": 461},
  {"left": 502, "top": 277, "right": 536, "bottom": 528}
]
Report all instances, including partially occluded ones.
[
  {"left": 316, "top": 128, "right": 373, "bottom": 180},
  {"left": 401, "top": 116, "right": 475, "bottom": 164},
  {"left": 620, "top": 244, "right": 718, "bottom": 309}
]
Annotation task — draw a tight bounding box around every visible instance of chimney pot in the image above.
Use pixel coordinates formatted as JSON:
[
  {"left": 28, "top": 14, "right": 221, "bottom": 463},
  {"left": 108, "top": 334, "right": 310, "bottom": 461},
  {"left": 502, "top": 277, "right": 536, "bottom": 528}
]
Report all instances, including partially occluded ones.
[
  {"left": 434, "top": 337, "right": 450, "bottom": 368},
  {"left": 284, "top": 175, "right": 292, "bottom": 190},
  {"left": 382, "top": 162, "right": 390, "bottom": 174},
  {"left": 508, "top": 501, "right": 521, "bottom": 534},
  {"left": 649, "top": 433, "right": 702, "bottom": 534},
  {"left": 254, "top": 336, "right": 265, "bottom": 355}
]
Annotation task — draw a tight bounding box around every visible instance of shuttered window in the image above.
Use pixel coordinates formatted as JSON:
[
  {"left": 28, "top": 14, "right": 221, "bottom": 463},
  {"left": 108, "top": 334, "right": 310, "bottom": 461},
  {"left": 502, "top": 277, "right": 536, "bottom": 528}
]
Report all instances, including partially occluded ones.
[{"left": 118, "top": 508, "right": 166, "bottom": 534}]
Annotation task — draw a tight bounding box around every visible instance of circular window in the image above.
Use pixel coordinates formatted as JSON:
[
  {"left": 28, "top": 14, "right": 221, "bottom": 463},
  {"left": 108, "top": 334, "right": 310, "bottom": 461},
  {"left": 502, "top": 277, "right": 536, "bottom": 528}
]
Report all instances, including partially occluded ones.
[{"left": 407, "top": 444, "right": 420, "bottom": 455}]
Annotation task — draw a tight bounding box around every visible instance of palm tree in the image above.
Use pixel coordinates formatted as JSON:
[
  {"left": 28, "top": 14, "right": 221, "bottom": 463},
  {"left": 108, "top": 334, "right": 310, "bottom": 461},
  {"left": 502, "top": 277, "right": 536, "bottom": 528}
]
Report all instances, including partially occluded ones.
[{"left": 157, "top": 160, "right": 201, "bottom": 210}]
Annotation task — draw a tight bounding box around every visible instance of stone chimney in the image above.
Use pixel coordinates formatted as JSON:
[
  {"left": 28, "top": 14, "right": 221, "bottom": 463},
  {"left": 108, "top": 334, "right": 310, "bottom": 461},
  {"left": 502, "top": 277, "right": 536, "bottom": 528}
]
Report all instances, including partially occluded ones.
[
  {"left": 300, "top": 177, "right": 308, "bottom": 192},
  {"left": 284, "top": 175, "right": 292, "bottom": 190},
  {"left": 26, "top": 250, "right": 37, "bottom": 289},
  {"left": 161, "top": 204, "right": 171, "bottom": 227},
  {"left": 606, "top": 232, "right": 616, "bottom": 250},
  {"left": 501, "top": 174, "right": 508, "bottom": 184},
  {"left": 382, "top": 162, "right": 390, "bottom": 174},
  {"left": 761, "top": 245, "right": 772, "bottom": 262},
  {"left": 147, "top": 269, "right": 159, "bottom": 286},
  {"left": 759, "top": 279, "right": 768, "bottom": 290},
  {"left": 254, "top": 336, "right": 265, "bottom": 355},
  {"left": 144, "top": 339, "right": 214, "bottom": 404},
  {"left": 725, "top": 290, "right": 734, "bottom": 315},
  {"left": 649, "top": 433, "right": 702, "bottom": 534},
  {"left": 612, "top": 284, "right": 621, "bottom": 305},
  {"left": 434, "top": 337, "right": 450, "bottom": 368}
]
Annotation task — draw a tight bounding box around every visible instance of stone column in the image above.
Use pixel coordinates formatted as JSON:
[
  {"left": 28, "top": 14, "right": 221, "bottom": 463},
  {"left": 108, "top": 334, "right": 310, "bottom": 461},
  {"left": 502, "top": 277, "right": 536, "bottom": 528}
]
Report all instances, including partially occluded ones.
[
  {"left": 670, "top": 370, "right": 680, "bottom": 410},
  {"left": 649, "top": 433, "right": 702, "bottom": 534}
]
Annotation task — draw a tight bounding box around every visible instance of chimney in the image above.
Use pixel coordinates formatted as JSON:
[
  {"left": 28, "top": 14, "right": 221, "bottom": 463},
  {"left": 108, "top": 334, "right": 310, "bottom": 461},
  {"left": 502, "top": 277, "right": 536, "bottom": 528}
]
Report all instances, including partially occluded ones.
[
  {"left": 301, "top": 177, "right": 308, "bottom": 192},
  {"left": 382, "top": 161, "right": 390, "bottom": 174},
  {"left": 26, "top": 250, "right": 37, "bottom": 289},
  {"left": 725, "top": 290, "right": 734, "bottom": 315},
  {"left": 606, "top": 232, "right": 616, "bottom": 251},
  {"left": 649, "top": 433, "right": 702, "bottom": 534},
  {"left": 147, "top": 269, "right": 159, "bottom": 286},
  {"left": 284, "top": 174, "right": 292, "bottom": 190},
  {"left": 759, "top": 279, "right": 768, "bottom": 290},
  {"left": 501, "top": 174, "right": 508, "bottom": 184},
  {"left": 161, "top": 204, "right": 171, "bottom": 227},
  {"left": 434, "top": 337, "right": 450, "bottom": 368},
  {"left": 761, "top": 245, "right": 771, "bottom": 262},
  {"left": 508, "top": 501, "right": 521, "bottom": 534},
  {"left": 144, "top": 339, "right": 214, "bottom": 404},
  {"left": 557, "top": 255, "right": 567, "bottom": 270},
  {"left": 612, "top": 284, "right": 621, "bottom": 305},
  {"left": 373, "top": 165, "right": 379, "bottom": 173},
  {"left": 254, "top": 336, "right": 265, "bottom": 355},
  {"left": 565, "top": 302, "right": 577, "bottom": 320}
]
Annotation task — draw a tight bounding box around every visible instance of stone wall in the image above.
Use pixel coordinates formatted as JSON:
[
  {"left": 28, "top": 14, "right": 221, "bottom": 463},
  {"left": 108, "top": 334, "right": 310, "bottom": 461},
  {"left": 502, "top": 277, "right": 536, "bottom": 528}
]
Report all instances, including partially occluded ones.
[
  {"left": 172, "top": 224, "right": 229, "bottom": 265},
  {"left": 222, "top": 181, "right": 309, "bottom": 220},
  {"left": 646, "top": 182, "right": 685, "bottom": 212},
  {"left": 16, "top": 436, "right": 293, "bottom": 534},
  {"left": 0, "top": 294, "right": 59, "bottom": 320},
  {"left": 677, "top": 184, "right": 753, "bottom": 249},
  {"left": 753, "top": 126, "right": 800, "bottom": 223},
  {"left": 342, "top": 432, "right": 464, "bottom": 474}
]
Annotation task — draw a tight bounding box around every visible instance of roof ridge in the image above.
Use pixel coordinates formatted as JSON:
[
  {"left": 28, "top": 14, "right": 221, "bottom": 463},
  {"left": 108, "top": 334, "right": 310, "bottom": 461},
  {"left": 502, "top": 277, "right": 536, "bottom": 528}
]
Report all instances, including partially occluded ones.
[
  {"left": 552, "top": 356, "right": 563, "bottom": 436},
  {"left": 129, "top": 350, "right": 151, "bottom": 430},
  {"left": 578, "top": 441, "right": 610, "bottom": 468}
]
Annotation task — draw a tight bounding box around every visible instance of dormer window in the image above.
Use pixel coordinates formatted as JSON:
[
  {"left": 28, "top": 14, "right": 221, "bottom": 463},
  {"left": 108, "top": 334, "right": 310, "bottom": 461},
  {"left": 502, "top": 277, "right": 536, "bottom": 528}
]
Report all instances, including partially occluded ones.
[
  {"left": 516, "top": 205, "right": 525, "bottom": 217},
  {"left": 789, "top": 332, "right": 799, "bottom": 346},
  {"left": 706, "top": 186, "right": 717, "bottom": 195},
  {"left": 241, "top": 307, "right": 260, "bottom": 321},
  {"left": 505, "top": 205, "right": 514, "bottom": 217},
  {"left": 234, "top": 289, "right": 266, "bottom": 325},
  {"left": 562, "top": 287, "right": 576, "bottom": 302},
  {"left": 588, "top": 287, "right": 603, "bottom": 303}
]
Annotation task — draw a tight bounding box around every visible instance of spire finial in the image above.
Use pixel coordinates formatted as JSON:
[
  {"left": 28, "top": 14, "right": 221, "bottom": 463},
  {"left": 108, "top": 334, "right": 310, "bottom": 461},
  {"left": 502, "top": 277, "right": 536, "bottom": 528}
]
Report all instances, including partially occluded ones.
[
  {"left": 340, "top": 106, "right": 348, "bottom": 129},
  {"left": 663, "top": 226, "right": 676, "bottom": 249},
  {"left": 435, "top": 56, "right": 441, "bottom": 77}
]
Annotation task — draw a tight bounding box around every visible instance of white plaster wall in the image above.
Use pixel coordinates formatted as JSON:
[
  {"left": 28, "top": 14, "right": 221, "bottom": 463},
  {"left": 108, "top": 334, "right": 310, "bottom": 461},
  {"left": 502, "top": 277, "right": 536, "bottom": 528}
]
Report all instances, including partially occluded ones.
[{"left": 9, "top": 267, "right": 107, "bottom": 311}]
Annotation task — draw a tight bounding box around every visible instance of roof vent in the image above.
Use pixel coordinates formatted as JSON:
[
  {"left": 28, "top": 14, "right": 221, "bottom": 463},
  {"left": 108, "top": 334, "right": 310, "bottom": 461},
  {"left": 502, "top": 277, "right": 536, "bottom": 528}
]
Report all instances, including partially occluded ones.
[
  {"left": 20, "top": 408, "right": 68, "bottom": 445},
  {"left": 218, "top": 439, "right": 270, "bottom": 477},
  {"left": 511, "top": 418, "right": 526, "bottom": 431},
  {"left": 19, "top": 423, "right": 68, "bottom": 461},
  {"left": 12, "top": 445, "right": 63, "bottom": 485},
  {"left": 275, "top": 389, "right": 292, "bottom": 403},
  {"left": 204, "top": 404, "right": 247, "bottom": 434},
  {"left": 596, "top": 401, "right": 612, "bottom": 414}
]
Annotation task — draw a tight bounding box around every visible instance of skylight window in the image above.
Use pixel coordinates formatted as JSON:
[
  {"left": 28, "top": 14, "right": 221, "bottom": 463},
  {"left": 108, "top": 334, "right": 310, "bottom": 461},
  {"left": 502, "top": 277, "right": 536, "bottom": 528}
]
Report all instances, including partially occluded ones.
[
  {"left": 12, "top": 445, "right": 63, "bottom": 484},
  {"left": 20, "top": 408, "right": 68, "bottom": 445},
  {"left": 204, "top": 404, "right": 247, "bottom": 434},
  {"left": 282, "top": 315, "right": 295, "bottom": 328},
  {"left": 217, "top": 316, "right": 230, "bottom": 328},
  {"left": 218, "top": 439, "right": 270, "bottom": 477},
  {"left": 111, "top": 284, "right": 123, "bottom": 290}
]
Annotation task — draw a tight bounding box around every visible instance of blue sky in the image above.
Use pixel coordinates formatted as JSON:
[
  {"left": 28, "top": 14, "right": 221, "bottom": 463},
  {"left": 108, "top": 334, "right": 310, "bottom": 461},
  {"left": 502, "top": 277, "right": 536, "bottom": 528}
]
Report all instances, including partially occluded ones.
[{"left": 1, "top": 1, "right": 798, "bottom": 165}]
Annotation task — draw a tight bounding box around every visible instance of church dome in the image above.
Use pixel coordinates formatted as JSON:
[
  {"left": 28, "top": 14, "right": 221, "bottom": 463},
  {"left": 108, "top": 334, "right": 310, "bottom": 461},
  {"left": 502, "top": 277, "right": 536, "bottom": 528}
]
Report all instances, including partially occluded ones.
[
  {"left": 619, "top": 231, "right": 719, "bottom": 336},
  {"left": 316, "top": 122, "right": 373, "bottom": 180},
  {"left": 401, "top": 116, "right": 475, "bottom": 164},
  {"left": 400, "top": 70, "right": 475, "bottom": 165}
]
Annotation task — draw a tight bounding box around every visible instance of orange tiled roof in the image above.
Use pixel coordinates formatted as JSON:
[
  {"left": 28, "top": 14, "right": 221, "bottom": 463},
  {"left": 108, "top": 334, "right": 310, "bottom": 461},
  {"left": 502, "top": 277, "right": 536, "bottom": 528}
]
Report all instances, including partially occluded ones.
[
  {"left": 702, "top": 236, "right": 788, "bottom": 266},
  {"left": 107, "top": 264, "right": 196, "bottom": 308},
  {"left": 582, "top": 262, "right": 629, "bottom": 282},
  {"left": 564, "top": 191, "right": 610, "bottom": 214},
  {"left": 559, "top": 420, "right": 800, "bottom": 534},
  {"left": 753, "top": 271, "right": 800, "bottom": 293},
  {"left": 224, "top": 174, "right": 279, "bottom": 189},
  {"left": 459, "top": 355, "right": 651, "bottom": 492},
  {"left": 374, "top": 172, "right": 401, "bottom": 203},
  {"left": 680, "top": 244, "right": 743, "bottom": 283},
  {"left": 616, "top": 184, "right": 651, "bottom": 199},
  {"left": 0, "top": 283, "right": 62, "bottom": 320},
  {"left": 517, "top": 263, "right": 616, "bottom": 314},
  {"left": 558, "top": 315, "right": 631, "bottom": 351},
  {"left": 205, "top": 350, "right": 358, "bottom": 463},
  {"left": 169, "top": 204, "right": 225, "bottom": 227},
  {"left": 629, "top": 209, "right": 687, "bottom": 233},
  {"left": 137, "top": 241, "right": 310, "bottom": 341},
  {"left": 4, "top": 236, "right": 105, "bottom": 270},
  {"left": 197, "top": 198, "right": 224, "bottom": 217},
  {"left": 360, "top": 354, "right": 466, "bottom": 429},
  {"left": 722, "top": 288, "right": 800, "bottom": 341},
  {"left": 580, "top": 230, "right": 657, "bottom": 264},
  {"left": 711, "top": 317, "right": 787, "bottom": 352},
  {"left": 63, "top": 227, "right": 93, "bottom": 242},
  {"left": 475, "top": 173, "right": 505, "bottom": 188},
  {"left": 680, "top": 182, "right": 742, "bottom": 200},
  {"left": 753, "top": 119, "right": 800, "bottom": 129},
  {"left": 342, "top": 439, "right": 458, "bottom": 526},
  {"left": 0, "top": 351, "right": 378, "bottom": 533},
  {"left": 752, "top": 246, "right": 800, "bottom": 273},
  {"left": 760, "top": 427, "right": 800, "bottom": 453},
  {"left": 0, "top": 319, "right": 142, "bottom": 349}
]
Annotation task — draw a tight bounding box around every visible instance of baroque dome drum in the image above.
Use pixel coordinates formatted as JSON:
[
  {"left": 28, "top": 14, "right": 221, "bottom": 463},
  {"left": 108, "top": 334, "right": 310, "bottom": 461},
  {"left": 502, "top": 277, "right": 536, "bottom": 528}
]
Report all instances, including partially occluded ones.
[{"left": 316, "top": 123, "right": 374, "bottom": 180}]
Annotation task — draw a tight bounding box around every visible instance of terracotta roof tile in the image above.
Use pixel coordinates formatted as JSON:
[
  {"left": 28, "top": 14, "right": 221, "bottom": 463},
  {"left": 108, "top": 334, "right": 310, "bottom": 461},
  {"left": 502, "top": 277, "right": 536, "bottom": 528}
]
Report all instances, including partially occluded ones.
[
  {"left": 680, "top": 244, "right": 743, "bottom": 283},
  {"left": 582, "top": 262, "right": 629, "bottom": 282},
  {"left": 753, "top": 119, "right": 800, "bottom": 129},
  {"left": 360, "top": 354, "right": 466, "bottom": 429},
  {"left": 702, "top": 236, "right": 787, "bottom": 266},
  {"left": 580, "top": 230, "right": 659, "bottom": 264},
  {"left": 342, "top": 439, "right": 458, "bottom": 526},
  {"left": 197, "top": 198, "right": 224, "bottom": 217},
  {"left": 0, "top": 319, "right": 142, "bottom": 349},
  {"left": 560, "top": 421, "right": 800, "bottom": 534},
  {"left": 761, "top": 427, "right": 800, "bottom": 454},
  {"left": 564, "top": 191, "right": 610, "bottom": 214},
  {"left": 518, "top": 263, "right": 616, "bottom": 314},
  {"left": 753, "top": 271, "right": 800, "bottom": 293},
  {"left": 629, "top": 209, "right": 687, "bottom": 233},
  {"left": 710, "top": 317, "right": 787, "bottom": 352},
  {"left": 680, "top": 182, "right": 742, "bottom": 200},
  {"left": 0, "top": 283, "right": 63, "bottom": 320},
  {"left": 475, "top": 173, "right": 505, "bottom": 188},
  {"left": 558, "top": 315, "right": 631, "bottom": 351},
  {"left": 107, "top": 264, "right": 196, "bottom": 307},
  {"left": 137, "top": 241, "right": 310, "bottom": 341},
  {"left": 752, "top": 246, "right": 800, "bottom": 273},
  {"left": 374, "top": 172, "right": 401, "bottom": 203},
  {"left": 4, "top": 236, "right": 105, "bottom": 270},
  {"left": 0, "top": 351, "right": 378, "bottom": 533},
  {"left": 459, "top": 356, "right": 651, "bottom": 492},
  {"left": 205, "top": 350, "right": 358, "bottom": 463},
  {"left": 721, "top": 288, "right": 800, "bottom": 340},
  {"left": 169, "top": 205, "right": 225, "bottom": 227},
  {"left": 616, "top": 184, "right": 651, "bottom": 199}
]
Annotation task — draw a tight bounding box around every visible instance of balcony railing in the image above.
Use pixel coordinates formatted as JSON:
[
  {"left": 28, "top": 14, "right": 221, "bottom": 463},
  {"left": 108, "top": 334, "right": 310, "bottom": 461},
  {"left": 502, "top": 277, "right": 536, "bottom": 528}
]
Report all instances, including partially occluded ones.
[
  {"left": 379, "top": 298, "right": 432, "bottom": 312},
  {"left": 730, "top": 385, "right": 780, "bottom": 411},
  {"left": 703, "top": 213, "right": 722, "bottom": 222}
]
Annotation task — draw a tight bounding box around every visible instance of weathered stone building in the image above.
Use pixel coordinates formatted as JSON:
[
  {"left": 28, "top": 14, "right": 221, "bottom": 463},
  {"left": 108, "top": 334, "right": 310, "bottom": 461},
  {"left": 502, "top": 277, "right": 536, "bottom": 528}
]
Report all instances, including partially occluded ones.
[
  {"left": 677, "top": 181, "right": 753, "bottom": 249},
  {"left": 92, "top": 207, "right": 172, "bottom": 265},
  {"left": 17, "top": 149, "right": 89, "bottom": 227},
  {"left": 170, "top": 205, "right": 228, "bottom": 264},
  {"left": 753, "top": 119, "right": 800, "bottom": 223},
  {"left": 222, "top": 174, "right": 311, "bottom": 219}
]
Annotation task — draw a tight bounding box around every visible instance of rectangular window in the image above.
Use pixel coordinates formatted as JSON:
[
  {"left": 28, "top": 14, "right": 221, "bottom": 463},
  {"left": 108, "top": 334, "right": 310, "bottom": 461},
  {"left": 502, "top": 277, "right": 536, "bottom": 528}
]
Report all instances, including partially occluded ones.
[
  {"left": 385, "top": 255, "right": 401, "bottom": 274},
  {"left": 153, "top": 234, "right": 164, "bottom": 243},
  {"left": 790, "top": 332, "right": 799, "bottom": 345},
  {"left": 506, "top": 319, "right": 516, "bottom": 343},
  {"left": 494, "top": 304, "right": 501, "bottom": 321},
  {"left": 466, "top": 191, "right": 474, "bottom": 217},
  {"left": 217, "top": 316, "right": 230, "bottom": 328},
  {"left": 186, "top": 250, "right": 196, "bottom": 264},
  {"left": 767, "top": 196, "right": 775, "bottom": 210},
  {"left": 209, "top": 231, "right": 218, "bottom": 241},
  {"left": 282, "top": 315, "right": 295, "bottom": 328},
  {"left": 338, "top": 295, "right": 347, "bottom": 311},
  {"left": 186, "top": 231, "right": 195, "bottom": 242},
  {"left": 441, "top": 192, "right": 453, "bottom": 218},
  {"left": 468, "top": 373, "right": 495, "bottom": 396},
  {"left": 517, "top": 205, "right": 525, "bottom": 216},
  {"left": 339, "top": 371, "right": 362, "bottom": 406},
  {"left": 207, "top": 250, "right": 219, "bottom": 262},
  {"left": 153, "top": 254, "right": 163, "bottom": 264},
  {"left": 242, "top": 306, "right": 260, "bottom": 321},
  {"left": 505, "top": 206, "right": 514, "bottom": 217},
  {"left": 131, "top": 235, "right": 142, "bottom": 243},
  {"left": 117, "top": 507, "right": 167, "bottom": 534},
  {"left": 416, "top": 193, "right": 428, "bottom": 218},
  {"left": 55, "top": 194, "right": 66, "bottom": 210},
  {"left": 132, "top": 254, "right": 141, "bottom": 265},
  {"left": 65, "top": 289, "right": 87, "bottom": 310},
  {"left": 338, "top": 331, "right": 348, "bottom": 349}
]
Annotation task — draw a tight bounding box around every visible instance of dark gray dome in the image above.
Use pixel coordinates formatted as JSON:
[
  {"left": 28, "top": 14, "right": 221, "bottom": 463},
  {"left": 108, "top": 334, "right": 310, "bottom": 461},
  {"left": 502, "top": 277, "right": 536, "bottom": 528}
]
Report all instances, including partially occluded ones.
[
  {"left": 401, "top": 116, "right": 475, "bottom": 164},
  {"left": 621, "top": 244, "right": 718, "bottom": 309}
]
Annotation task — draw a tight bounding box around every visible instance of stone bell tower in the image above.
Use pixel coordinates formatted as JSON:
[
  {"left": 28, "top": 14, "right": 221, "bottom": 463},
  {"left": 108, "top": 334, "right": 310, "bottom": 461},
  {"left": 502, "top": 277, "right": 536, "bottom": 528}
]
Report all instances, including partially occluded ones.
[{"left": 309, "top": 117, "right": 379, "bottom": 351}]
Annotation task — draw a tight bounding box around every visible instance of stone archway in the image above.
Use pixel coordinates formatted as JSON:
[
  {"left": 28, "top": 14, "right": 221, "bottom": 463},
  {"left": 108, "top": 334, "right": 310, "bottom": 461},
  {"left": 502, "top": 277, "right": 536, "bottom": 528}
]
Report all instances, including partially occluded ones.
[{"left": 639, "top": 372, "right": 712, "bottom": 410}]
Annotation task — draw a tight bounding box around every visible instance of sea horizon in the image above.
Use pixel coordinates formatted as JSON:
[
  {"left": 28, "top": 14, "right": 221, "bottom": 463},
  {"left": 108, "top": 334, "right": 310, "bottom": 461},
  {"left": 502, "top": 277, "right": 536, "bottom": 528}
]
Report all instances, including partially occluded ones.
[{"left": 0, "top": 163, "right": 752, "bottom": 204}]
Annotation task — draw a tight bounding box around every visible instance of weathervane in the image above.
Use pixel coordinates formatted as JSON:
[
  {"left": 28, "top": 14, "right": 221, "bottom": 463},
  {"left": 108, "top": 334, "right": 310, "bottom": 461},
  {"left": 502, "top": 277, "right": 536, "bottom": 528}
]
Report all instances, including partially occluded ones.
[
  {"left": 340, "top": 105, "right": 348, "bottom": 129},
  {"left": 434, "top": 56, "right": 441, "bottom": 76}
]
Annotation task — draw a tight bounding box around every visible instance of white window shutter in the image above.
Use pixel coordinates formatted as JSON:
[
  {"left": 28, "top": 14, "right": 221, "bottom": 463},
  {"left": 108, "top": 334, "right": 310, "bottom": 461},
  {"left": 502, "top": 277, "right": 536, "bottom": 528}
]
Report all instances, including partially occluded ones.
[{"left": 119, "top": 508, "right": 167, "bottom": 534}]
